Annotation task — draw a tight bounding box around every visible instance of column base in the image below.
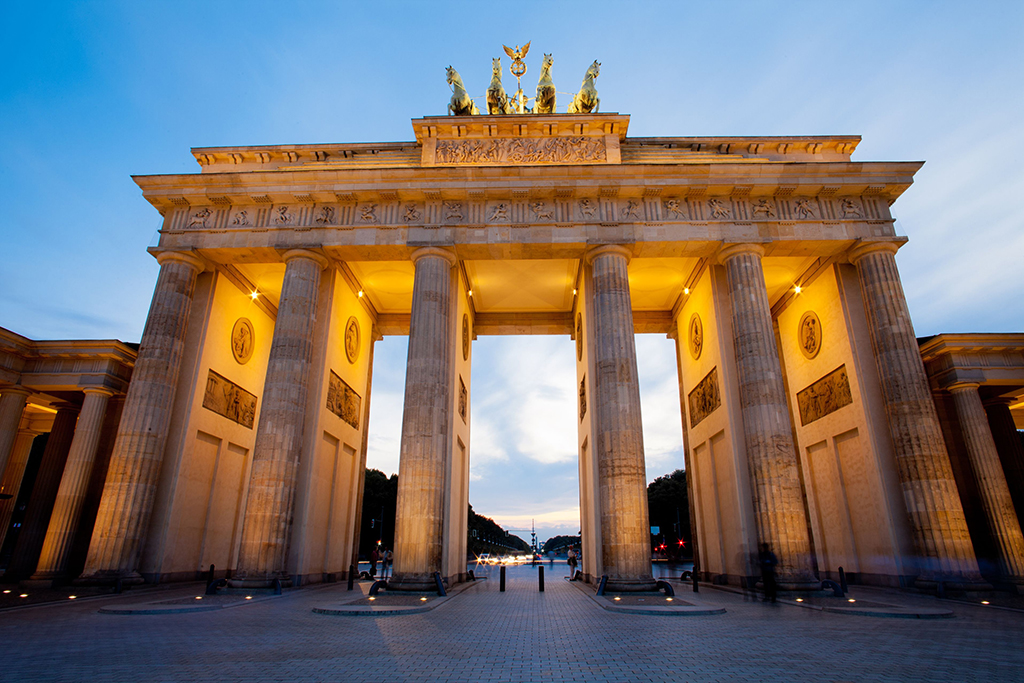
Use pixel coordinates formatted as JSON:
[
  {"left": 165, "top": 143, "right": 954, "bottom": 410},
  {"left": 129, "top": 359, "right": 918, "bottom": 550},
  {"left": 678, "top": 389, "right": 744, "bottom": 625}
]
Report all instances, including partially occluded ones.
[
  {"left": 913, "top": 575, "right": 991, "bottom": 592},
  {"left": 387, "top": 573, "right": 439, "bottom": 592},
  {"left": 22, "top": 570, "right": 65, "bottom": 588},
  {"left": 74, "top": 570, "right": 145, "bottom": 587},
  {"left": 776, "top": 573, "right": 823, "bottom": 592},
  {"left": 604, "top": 575, "right": 659, "bottom": 592},
  {"left": 227, "top": 574, "right": 294, "bottom": 590}
]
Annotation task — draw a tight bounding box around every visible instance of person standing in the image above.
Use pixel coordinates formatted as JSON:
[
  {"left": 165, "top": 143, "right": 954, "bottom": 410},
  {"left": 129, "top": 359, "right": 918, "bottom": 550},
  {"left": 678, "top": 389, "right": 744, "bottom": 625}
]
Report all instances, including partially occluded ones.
[
  {"left": 758, "top": 543, "right": 778, "bottom": 603},
  {"left": 370, "top": 547, "right": 379, "bottom": 578},
  {"left": 382, "top": 548, "right": 393, "bottom": 579},
  {"left": 567, "top": 546, "right": 578, "bottom": 580}
]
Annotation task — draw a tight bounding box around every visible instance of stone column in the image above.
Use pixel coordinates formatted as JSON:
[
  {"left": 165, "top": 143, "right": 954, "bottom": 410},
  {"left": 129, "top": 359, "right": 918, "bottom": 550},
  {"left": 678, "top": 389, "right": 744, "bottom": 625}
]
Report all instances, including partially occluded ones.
[
  {"left": 720, "top": 243, "right": 817, "bottom": 589},
  {"left": 230, "top": 249, "right": 327, "bottom": 588},
  {"left": 984, "top": 398, "right": 1024, "bottom": 523},
  {"left": 29, "top": 388, "right": 114, "bottom": 585},
  {"left": 0, "top": 387, "right": 32, "bottom": 484},
  {"left": 4, "top": 403, "right": 80, "bottom": 581},
  {"left": 79, "top": 251, "right": 204, "bottom": 584},
  {"left": 849, "top": 241, "right": 984, "bottom": 586},
  {"left": 948, "top": 383, "right": 1024, "bottom": 587},
  {"left": 0, "top": 420, "right": 45, "bottom": 550},
  {"left": 390, "top": 247, "right": 457, "bottom": 592},
  {"left": 585, "top": 245, "right": 657, "bottom": 592}
]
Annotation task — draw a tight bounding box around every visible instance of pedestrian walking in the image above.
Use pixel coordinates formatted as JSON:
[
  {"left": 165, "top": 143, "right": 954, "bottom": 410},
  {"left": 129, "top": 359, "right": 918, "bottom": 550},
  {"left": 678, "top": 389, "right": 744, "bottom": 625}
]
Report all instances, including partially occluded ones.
[
  {"left": 567, "top": 546, "right": 578, "bottom": 580},
  {"left": 758, "top": 543, "right": 778, "bottom": 603}
]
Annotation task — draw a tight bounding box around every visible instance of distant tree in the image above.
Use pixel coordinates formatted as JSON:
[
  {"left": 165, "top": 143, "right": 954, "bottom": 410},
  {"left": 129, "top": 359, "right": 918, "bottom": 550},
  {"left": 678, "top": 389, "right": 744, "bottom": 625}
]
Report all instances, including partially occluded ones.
[
  {"left": 540, "top": 535, "right": 580, "bottom": 554},
  {"left": 647, "top": 469, "right": 691, "bottom": 559},
  {"left": 358, "top": 468, "right": 397, "bottom": 558},
  {"left": 467, "top": 504, "right": 530, "bottom": 556}
]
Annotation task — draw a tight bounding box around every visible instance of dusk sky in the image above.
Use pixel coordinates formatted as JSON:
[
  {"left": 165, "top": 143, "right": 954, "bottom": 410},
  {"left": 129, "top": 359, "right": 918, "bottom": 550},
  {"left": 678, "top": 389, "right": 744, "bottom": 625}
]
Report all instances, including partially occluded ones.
[{"left": 2, "top": 1, "right": 1022, "bottom": 543}]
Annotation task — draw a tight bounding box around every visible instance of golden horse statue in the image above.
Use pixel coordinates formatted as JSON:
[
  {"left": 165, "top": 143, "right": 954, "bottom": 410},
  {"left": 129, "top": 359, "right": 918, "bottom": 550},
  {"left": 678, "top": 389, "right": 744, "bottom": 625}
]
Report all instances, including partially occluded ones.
[
  {"left": 486, "top": 58, "right": 513, "bottom": 114},
  {"left": 534, "top": 53, "right": 556, "bottom": 114},
  {"left": 446, "top": 66, "right": 479, "bottom": 116},
  {"left": 567, "top": 60, "right": 600, "bottom": 114}
]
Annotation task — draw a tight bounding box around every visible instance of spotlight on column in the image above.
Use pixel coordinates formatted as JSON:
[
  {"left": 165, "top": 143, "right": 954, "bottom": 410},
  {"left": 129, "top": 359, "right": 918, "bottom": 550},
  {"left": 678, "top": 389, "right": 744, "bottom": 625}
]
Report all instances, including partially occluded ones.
[
  {"left": 468, "top": 289, "right": 473, "bottom": 297},
  {"left": 572, "top": 288, "right": 578, "bottom": 295},
  {"left": 794, "top": 285, "right": 802, "bottom": 294},
  {"left": 250, "top": 290, "right": 259, "bottom": 300}
]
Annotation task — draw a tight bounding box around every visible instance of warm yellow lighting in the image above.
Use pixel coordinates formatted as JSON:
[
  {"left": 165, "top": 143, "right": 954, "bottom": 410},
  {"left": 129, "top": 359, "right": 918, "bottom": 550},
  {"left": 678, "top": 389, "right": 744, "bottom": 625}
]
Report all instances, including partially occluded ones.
[
  {"left": 368, "top": 596, "right": 376, "bottom": 601},
  {"left": 357, "top": 290, "right": 364, "bottom": 298},
  {"left": 19, "top": 594, "right": 28, "bottom": 598},
  {"left": 572, "top": 288, "right": 578, "bottom": 296},
  {"left": 982, "top": 600, "right": 990, "bottom": 605},
  {"left": 848, "top": 599, "right": 856, "bottom": 603},
  {"left": 666, "top": 597, "right": 673, "bottom": 602},
  {"left": 794, "top": 285, "right": 802, "bottom": 294},
  {"left": 420, "top": 597, "right": 428, "bottom": 602},
  {"left": 683, "top": 287, "right": 690, "bottom": 295},
  {"left": 796, "top": 598, "right": 803, "bottom": 602},
  {"left": 2, "top": 590, "right": 9, "bottom": 594},
  {"left": 613, "top": 596, "right": 621, "bottom": 601},
  {"left": 468, "top": 290, "right": 473, "bottom": 297},
  {"left": 245, "top": 596, "right": 252, "bottom": 600},
  {"left": 68, "top": 595, "right": 77, "bottom": 600},
  {"left": 195, "top": 596, "right": 202, "bottom": 600},
  {"left": 250, "top": 291, "right": 259, "bottom": 300}
]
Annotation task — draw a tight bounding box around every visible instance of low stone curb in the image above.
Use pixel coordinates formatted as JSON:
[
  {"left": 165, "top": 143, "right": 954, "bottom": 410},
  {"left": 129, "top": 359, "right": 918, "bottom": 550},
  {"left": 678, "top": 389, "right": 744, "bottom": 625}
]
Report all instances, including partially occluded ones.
[
  {"left": 98, "top": 594, "right": 280, "bottom": 615},
  {"left": 568, "top": 579, "right": 726, "bottom": 616},
  {"left": 311, "top": 576, "right": 484, "bottom": 616}
]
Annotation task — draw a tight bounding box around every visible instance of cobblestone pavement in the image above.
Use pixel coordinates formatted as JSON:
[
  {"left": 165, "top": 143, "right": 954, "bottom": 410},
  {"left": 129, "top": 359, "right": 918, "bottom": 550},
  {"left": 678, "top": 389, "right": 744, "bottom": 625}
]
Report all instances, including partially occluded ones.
[{"left": 2, "top": 564, "right": 1023, "bottom": 682}]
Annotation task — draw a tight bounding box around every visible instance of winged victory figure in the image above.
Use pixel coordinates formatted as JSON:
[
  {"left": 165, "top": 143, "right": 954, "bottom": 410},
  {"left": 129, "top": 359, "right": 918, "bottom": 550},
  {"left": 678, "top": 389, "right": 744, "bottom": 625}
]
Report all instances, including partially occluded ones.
[{"left": 503, "top": 42, "right": 531, "bottom": 63}]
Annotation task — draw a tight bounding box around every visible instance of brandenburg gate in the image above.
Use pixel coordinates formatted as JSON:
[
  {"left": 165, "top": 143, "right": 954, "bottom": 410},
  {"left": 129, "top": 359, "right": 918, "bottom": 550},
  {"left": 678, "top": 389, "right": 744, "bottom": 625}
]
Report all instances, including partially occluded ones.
[{"left": 4, "top": 66, "right": 1023, "bottom": 594}]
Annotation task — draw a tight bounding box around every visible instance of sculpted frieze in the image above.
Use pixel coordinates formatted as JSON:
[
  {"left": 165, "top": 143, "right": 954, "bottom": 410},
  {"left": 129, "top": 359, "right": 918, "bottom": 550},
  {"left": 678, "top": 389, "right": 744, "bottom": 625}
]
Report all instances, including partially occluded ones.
[
  {"left": 434, "top": 136, "right": 606, "bottom": 165},
  {"left": 688, "top": 366, "right": 721, "bottom": 428},
  {"left": 327, "top": 370, "right": 361, "bottom": 429},
  {"left": 797, "top": 364, "right": 853, "bottom": 426},
  {"left": 203, "top": 369, "right": 257, "bottom": 429}
]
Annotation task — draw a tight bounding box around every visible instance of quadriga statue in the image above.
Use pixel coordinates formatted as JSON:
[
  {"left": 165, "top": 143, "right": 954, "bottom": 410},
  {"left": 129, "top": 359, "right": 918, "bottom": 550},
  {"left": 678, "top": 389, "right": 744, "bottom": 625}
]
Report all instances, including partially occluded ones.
[
  {"left": 446, "top": 66, "right": 479, "bottom": 116},
  {"left": 486, "top": 58, "right": 513, "bottom": 115},
  {"left": 534, "top": 53, "right": 556, "bottom": 114},
  {"left": 567, "top": 60, "right": 600, "bottom": 114}
]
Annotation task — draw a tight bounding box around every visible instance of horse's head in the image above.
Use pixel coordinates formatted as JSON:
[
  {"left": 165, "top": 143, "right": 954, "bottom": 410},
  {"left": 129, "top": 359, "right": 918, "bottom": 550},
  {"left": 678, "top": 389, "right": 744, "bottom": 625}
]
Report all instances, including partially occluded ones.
[
  {"left": 588, "top": 60, "right": 601, "bottom": 79},
  {"left": 543, "top": 53, "right": 553, "bottom": 69},
  {"left": 492, "top": 57, "right": 502, "bottom": 74},
  {"left": 446, "top": 66, "right": 456, "bottom": 85}
]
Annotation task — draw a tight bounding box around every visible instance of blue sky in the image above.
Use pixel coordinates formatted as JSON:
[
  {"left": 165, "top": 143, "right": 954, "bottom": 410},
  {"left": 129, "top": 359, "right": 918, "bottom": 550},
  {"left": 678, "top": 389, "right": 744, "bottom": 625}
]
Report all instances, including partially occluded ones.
[{"left": 2, "top": 1, "right": 1022, "bottom": 543}]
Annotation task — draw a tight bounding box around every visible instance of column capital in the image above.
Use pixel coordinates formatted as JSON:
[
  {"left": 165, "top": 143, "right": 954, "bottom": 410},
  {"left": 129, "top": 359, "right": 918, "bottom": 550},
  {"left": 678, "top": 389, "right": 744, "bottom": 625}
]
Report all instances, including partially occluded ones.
[
  {"left": 584, "top": 244, "right": 632, "bottom": 265},
  {"left": 0, "top": 386, "right": 33, "bottom": 398},
  {"left": 717, "top": 242, "right": 765, "bottom": 264},
  {"left": 948, "top": 381, "right": 982, "bottom": 394},
  {"left": 81, "top": 386, "right": 116, "bottom": 398},
  {"left": 282, "top": 248, "right": 329, "bottom": 269},
  {"left": 982, "top": 395, "right": 1015, "bottom": 408},
  {"left": 848, "top": 240, "right": 902, "bottom": 265},
  {"left": 154, "top": 250, "right": 205, "bottom": 272},
  {"left": 51, "top": 401, "right": 81, "bottom": 413},
  {"left": 410, "top": 247, "right": 457, "bottom": 267}
]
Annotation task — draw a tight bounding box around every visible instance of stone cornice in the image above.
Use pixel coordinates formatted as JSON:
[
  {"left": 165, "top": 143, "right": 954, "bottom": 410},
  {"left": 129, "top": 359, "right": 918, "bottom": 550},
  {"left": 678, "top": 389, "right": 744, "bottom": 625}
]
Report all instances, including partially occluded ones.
[{"left": 919, "top": 333, "right": 1024, "bottom": 361}]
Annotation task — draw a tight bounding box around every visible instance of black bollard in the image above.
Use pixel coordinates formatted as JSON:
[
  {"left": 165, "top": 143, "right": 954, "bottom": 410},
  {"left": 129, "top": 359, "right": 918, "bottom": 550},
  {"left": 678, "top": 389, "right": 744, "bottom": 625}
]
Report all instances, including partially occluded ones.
[
  {"left": 500, "top": 565, "right": 506, "bottom": 592},
  {"left": 539, "top": 566, "right": 545, "bottom": 592},
  {"left": 347, "top": 564, "right": 355, "bottom": 591},
  {"left": 206, "top": 564, "right": 215, "bottom": 584},
  {"left": 692, "top": 570, "right": 699, "bottom": 593},
  {"left": 839, "top": 566, "right": 848, "bottom": 594}
]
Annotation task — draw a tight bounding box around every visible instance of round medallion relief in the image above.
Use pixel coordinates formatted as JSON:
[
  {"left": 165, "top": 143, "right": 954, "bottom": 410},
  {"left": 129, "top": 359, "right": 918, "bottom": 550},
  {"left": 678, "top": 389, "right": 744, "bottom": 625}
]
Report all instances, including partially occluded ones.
[
  {"left": 576, "top": 313, "right": 584, "bottom": 361},
  {"left": 231, "top": 318, "right": 255, "bottom": 365},
  {"left": 462, "top": 314, "right": 470, "bottom": 361},
  {"left": 688, "top": 313, "right": 703, "bottom": 360},
  {"left": 798, "top": 311, "right": 822, "bottom": 360},
  {"left": 344, "top": 316, "right": 360, "bottom": 364}
]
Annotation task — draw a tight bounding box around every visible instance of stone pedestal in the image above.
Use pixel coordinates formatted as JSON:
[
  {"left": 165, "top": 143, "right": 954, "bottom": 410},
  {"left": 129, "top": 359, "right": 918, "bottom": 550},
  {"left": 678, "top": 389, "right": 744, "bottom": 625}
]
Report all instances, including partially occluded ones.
[
  {"left": 850, "top": 241, "right": 985, "bottom": 587},
  {"left": 230, "top": 249, "right": 327, "bottom": 588},
  {"left": 29, "top": 388, "right": 113, "bottom": 585},
  {"left": 5, "top": 403, "right": 80, "bottom": 581},
  {"left": 984, "top": 398, "right": 1024, "bottom": 523},
  {"left": 949, "top": 383, "right": 1024, "bottom": 587},
  {"left": 78, "top": 251, "right": 203, "bottom": 585},
  {"left": 720, "top": 244, "right": 818, "bottom": 589},
  {"left": 585, "top": 245, "right": 657, "bottom": 592},
  {"left": 0, "top": 387, "right": 31, "bottom": 485},
  {"left": 390, "top": 247, "right": 457, "bottom": 592}
]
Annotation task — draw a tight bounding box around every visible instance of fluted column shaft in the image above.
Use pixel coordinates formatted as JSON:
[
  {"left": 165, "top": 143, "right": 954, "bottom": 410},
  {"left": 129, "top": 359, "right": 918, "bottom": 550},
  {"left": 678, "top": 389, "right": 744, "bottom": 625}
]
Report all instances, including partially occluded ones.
[
  {"left": 79, "top": 251, "right": 203, "bottom": 583},
  {"left": 31, "top": 388, "right": 113, "bottom": 583},
  {"left": 390, "top": 248, "right": 457, "bottom": 591},
  {"left": 850, "top": 242, "right": 982, "bottom": 584},
  {"left": 949, "top": 383, "right": 1024, "bottom": 584},
  {"left": 721, "top": 244, "right": 817, "bottom": 588},
  {"left": 0, "top": 424, "right": 44, "bottom": 550},
  {"left": 231, "top": 250, "right": 327, "bottom": 587},
  {"left": 0, "top": 387, "right": 31, "bottom": 484},
  {"left": 586, "top": 245, "right": 656, "bottom": 591},
  {"left": 4, "top": 403, "right": 80, "bottom": 580},
  {"left": 984, "top": 398, "right": 1024, "bottom": 523}
]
